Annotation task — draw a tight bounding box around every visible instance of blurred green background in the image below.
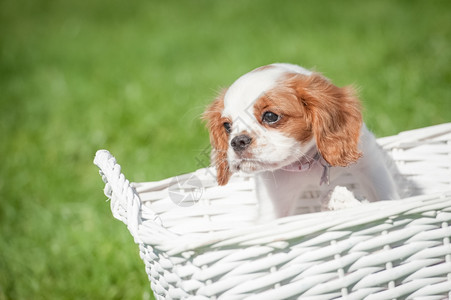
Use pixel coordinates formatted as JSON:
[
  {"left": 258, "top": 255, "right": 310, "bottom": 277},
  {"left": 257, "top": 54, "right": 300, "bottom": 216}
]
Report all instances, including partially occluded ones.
[{"left": 1, "top": 0, "right": 450, "bottom": 299}]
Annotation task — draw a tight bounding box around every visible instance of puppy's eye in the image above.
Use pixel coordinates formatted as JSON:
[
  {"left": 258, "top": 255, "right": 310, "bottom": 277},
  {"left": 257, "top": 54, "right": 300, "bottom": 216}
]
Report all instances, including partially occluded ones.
[
  {"left": 262, "top": 111, "right": 280, "bottom": 124},
  {"left": 223, "top": 122, "right": 231, "bottom": 133}
]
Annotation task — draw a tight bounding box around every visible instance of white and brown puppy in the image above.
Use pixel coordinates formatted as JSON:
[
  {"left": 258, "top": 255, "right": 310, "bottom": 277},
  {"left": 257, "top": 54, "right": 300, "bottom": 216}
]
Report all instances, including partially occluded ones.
[{"left": 204, "top": 63, "right": 399, "bottom": 220}]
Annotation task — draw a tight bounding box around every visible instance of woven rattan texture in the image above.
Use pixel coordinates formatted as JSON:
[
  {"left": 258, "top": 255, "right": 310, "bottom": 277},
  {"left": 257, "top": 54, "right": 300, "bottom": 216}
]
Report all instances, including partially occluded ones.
[{"left": 94, "top": 123, "right": 451, "bottom": 299}]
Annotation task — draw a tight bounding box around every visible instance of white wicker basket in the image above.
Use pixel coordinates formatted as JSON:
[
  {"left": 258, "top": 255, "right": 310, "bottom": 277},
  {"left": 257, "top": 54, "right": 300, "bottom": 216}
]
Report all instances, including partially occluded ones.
[{"left": 94, "top": 123, "right": 451, "bottom": 300}]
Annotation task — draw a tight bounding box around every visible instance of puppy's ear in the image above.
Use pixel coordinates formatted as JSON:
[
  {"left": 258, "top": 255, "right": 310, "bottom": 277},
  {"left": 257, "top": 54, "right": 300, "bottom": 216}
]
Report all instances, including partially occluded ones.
[
  {"left": 202, "top": 90, "right": 231, "bottom": 185},
  {"left": 292, "top": 73, "right": 363, "bottom": 166}
]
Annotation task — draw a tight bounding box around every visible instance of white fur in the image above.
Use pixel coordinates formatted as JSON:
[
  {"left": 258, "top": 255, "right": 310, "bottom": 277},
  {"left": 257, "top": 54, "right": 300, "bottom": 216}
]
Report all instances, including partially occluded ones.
[
  {"left": 321, "top": 186, "right": 364, "bottom": 211},
  {"left": 220, "top": 63, "right": 400, "bottom": 221}
]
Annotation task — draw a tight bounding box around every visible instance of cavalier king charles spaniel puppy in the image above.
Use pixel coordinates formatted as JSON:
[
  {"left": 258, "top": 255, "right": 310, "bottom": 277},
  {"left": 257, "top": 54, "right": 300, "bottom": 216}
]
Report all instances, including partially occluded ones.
[{"left": 204, "top": 63, "right": 400, "bottom": 220}]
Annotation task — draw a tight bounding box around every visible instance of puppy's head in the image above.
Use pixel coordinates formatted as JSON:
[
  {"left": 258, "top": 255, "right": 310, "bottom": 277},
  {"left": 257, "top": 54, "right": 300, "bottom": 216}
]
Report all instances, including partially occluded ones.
[{"left": 203, "top": 63, "right": 362, "bottom": 185}]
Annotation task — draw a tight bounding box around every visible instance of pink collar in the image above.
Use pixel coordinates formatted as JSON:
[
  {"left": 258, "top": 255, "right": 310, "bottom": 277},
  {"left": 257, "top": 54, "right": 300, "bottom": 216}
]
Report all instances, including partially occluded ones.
[{"left": 281, "top": 150, "right": 331, "bottom": 185}]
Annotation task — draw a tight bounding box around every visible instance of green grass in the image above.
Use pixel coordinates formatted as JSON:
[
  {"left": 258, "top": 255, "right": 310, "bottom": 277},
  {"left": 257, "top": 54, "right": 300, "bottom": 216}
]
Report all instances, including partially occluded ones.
[{"left": 1, "top": 0, "right": 450, "bottom": 299}]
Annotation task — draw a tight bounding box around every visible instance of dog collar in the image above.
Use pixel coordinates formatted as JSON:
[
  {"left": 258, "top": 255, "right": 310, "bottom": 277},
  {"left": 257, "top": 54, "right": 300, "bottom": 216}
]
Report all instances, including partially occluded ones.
[{"left": 281, "top": 151, "right": 331, "bottom": 185}]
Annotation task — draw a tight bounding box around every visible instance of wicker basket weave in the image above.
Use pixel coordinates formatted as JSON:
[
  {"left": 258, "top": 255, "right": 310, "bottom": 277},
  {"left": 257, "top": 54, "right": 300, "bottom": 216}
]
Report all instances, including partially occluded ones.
[{"left": 94, "top": 123, "right": 451, "bottom": 300}]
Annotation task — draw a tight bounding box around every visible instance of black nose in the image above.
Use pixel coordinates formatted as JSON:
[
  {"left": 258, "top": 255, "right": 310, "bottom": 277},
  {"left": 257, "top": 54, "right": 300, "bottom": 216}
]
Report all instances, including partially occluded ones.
[{"left": 231, "top": 135, "right": 252, "bottom": 152}]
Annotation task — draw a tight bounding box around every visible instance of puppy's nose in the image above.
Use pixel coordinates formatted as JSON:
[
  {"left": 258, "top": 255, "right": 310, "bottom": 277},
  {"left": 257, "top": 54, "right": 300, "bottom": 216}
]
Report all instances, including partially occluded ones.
[{"left": 231, "top": 135, "right": 252, "bottom": 152}]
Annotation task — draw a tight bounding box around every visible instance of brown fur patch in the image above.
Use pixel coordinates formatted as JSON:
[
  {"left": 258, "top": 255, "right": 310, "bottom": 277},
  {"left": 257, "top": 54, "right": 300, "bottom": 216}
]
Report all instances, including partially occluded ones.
[
  {"left": 253, "top": 85, "right": 313, "bottom": 144},
  {"left": 284, "top": 73, "right": 363, "bottom": 166},
  {"left": 202, "top": 89, "right": 232, "bottom": 185}
]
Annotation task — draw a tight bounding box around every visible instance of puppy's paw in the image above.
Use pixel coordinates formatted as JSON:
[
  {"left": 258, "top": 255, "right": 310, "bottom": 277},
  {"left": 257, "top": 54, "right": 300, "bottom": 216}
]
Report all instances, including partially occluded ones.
[{"left": 321, "top": 186, "right": 362, "bottom": 211}]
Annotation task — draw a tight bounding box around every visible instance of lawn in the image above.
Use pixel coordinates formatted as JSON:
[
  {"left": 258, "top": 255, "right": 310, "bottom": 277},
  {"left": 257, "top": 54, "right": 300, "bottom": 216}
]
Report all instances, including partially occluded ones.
[{"left": 1, "top": 0, "right": 450, "bottom": 299}]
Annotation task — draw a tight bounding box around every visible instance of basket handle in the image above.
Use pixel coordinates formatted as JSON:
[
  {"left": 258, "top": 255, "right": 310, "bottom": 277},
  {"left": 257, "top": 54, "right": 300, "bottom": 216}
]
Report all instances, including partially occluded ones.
[{"left": 93, "top": 150, "right": 147, "bottom": 243}]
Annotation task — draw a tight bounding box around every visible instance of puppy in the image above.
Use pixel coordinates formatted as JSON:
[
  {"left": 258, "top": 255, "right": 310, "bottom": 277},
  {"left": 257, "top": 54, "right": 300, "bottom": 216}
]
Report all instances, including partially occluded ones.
[{"left": 203, "top": 63, "right": 400, "bottom": 220}]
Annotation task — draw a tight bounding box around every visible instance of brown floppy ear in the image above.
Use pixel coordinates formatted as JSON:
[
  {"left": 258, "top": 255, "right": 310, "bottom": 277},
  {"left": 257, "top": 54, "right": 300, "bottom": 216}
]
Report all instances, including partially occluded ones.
[
  {"left": 292, "top": 73, "right": 363, "bottom": 166},
  {"left": 202, "top": 90, "right": 231, "bottom": 185}
]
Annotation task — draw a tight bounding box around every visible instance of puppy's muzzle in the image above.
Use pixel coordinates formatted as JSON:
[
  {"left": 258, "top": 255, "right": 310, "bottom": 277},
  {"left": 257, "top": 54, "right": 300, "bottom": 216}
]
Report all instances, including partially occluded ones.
[{"left": 231, "top": 135, "right": 252, "bottom": 153}]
